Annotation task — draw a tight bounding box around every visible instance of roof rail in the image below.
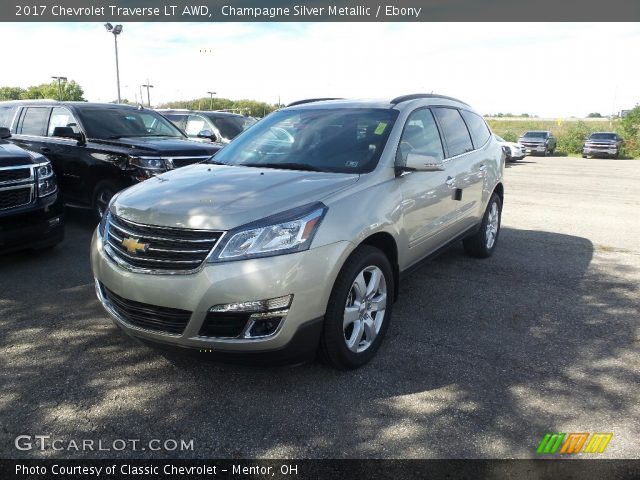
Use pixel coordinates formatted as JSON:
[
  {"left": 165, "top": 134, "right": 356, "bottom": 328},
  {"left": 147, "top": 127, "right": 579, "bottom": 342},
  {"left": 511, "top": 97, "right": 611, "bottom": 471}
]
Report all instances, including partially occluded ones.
[
  {"left": 286, "top": 98, "right": 343, "bottom": 107},
  {"left": 390, "top": 93, "right": 469, "bottom": 106}
]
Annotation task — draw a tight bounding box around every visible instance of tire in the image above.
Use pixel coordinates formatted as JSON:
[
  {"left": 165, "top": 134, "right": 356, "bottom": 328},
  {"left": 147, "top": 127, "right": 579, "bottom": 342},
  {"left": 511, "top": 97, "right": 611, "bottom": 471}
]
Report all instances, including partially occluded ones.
[
  {"left": 582, "top": 154, "right": 587, "bottom": 158},
  {"left": 92, "top": 180, "right": 119, "bottom": 221},
  {"left": 463, "top": 193, "right": 502, "bottom": 258},
  {"left": 319, "top": 245, "right": 394, "bottom": 370}
]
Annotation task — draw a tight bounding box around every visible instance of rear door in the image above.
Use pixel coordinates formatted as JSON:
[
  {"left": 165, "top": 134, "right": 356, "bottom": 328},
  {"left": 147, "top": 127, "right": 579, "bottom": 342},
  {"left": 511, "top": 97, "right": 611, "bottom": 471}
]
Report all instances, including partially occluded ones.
[
  {"left": 10, "top": 106, "right": 52, "bottom": 157},
  {"left": 432, "top": 107, "right": 484, "bottom": 234}
]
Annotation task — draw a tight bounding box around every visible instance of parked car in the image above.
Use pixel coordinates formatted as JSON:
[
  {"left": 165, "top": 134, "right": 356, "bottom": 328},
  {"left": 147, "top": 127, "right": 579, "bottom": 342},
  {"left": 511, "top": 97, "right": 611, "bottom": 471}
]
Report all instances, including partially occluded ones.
[
  {"left": 495, "top": 135, "right": 525, "bottom": 162},
  {"left": 518, "top": 130, "right": 556, "bottom": 156},
  {"left": 0, "top": 101, "right": 222, "bottom": 220},
  {"left": 91, "top": 94, "right": 505, "bottom": 369},
  {"left": 158, "top": 109, "right": 256, "bottom": 144},
  {"left": 582, "top": 132, "right": 623, "bottom": 158},
  {"left": 0, "top": 127, "right": 64, "bottom": 254}
]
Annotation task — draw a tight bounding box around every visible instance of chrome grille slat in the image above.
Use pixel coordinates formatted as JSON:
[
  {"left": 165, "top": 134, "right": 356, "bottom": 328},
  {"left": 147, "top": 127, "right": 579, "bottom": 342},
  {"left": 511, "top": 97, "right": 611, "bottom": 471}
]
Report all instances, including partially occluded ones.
[{"left": 104, "top": 214, "right": 222, "bottom": 273}]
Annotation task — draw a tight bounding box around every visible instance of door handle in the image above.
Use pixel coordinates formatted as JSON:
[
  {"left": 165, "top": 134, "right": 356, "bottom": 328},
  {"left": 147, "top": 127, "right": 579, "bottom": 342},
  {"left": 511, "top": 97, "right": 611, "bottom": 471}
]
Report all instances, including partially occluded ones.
[
  {"left": 40, "top": 147, "right": 51, "bottom": 154},
  {"left": 445, "top": 176, "right": 455, "bottom": 188}
]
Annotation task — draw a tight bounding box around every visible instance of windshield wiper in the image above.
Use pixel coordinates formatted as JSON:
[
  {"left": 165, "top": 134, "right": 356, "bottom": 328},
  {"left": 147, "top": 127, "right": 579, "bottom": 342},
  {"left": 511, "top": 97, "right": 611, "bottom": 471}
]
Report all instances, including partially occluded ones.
[{"left": 242, "top": 162, "right": 327, "bottom": 172}]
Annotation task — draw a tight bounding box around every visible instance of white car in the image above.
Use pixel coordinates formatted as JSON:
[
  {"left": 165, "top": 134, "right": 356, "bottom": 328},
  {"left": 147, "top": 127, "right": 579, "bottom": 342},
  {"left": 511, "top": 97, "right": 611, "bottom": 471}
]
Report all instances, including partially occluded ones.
[{"left": 495, "top": 135, "right": 525, "bottom": 162}]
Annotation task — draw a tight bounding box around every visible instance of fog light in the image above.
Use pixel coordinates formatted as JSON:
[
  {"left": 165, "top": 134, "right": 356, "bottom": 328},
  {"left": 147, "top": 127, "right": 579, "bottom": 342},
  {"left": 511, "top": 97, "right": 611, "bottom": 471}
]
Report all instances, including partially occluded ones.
[
  {"left": 247, "top": 316, "right": 283, "bottom": 338},
  {"left": 209, "top": 294, "right": 293, "bottom": 313}
]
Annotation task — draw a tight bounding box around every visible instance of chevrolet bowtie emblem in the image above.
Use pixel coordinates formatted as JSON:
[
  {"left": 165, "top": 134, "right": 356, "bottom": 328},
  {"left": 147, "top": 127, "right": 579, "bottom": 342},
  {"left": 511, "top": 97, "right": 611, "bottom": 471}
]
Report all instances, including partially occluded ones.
[{"left": 121, "top": 237, "right": 149, "bottom": 254}]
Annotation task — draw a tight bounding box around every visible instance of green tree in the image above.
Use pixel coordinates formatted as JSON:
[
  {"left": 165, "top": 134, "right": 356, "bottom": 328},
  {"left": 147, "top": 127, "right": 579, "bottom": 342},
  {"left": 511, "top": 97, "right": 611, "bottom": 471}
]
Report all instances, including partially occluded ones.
[
  {"left": 11, "top": 80, "right": 85, "bottom": 101},
  {"left": 617, "top": 105, "right": 640, "bottom": 157},
  {"left": 0, "top": 86, "right": 25, "bottom": 100},
  {"left": 158, "top": 97, "right": 277, "bottom": 118},
  {"left": 587, "top": 112, "right": 603, "bottom": 118}
]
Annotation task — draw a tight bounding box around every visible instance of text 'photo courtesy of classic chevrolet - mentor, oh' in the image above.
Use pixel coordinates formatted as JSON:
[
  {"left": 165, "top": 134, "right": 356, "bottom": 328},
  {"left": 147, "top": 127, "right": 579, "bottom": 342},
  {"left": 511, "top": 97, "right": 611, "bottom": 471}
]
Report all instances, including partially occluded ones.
[{"left": 91, "top": 94, "right": 505, "bottom": 369}]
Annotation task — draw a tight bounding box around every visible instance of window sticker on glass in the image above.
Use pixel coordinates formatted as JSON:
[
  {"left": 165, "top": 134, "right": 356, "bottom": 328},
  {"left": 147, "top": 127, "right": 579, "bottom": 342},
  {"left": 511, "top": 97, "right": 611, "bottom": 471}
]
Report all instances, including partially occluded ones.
[
  {"left": 345, "top": 161, "right": 359, "bottom": 168},
  {"left": 374, "top": 122, "right": 388, "bottom": 135}
]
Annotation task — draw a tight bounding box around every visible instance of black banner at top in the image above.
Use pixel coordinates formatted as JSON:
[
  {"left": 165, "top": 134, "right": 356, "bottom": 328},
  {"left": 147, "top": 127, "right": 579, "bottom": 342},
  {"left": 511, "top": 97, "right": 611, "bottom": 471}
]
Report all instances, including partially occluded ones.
[{"left": 2, "top": 0, "right": 640, "bottom": 22}]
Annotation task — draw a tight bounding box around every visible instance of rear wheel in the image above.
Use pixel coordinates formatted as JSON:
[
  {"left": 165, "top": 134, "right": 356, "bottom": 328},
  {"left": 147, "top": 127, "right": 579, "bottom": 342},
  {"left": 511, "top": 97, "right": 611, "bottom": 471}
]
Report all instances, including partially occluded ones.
[
  {"left": 319, "top": 246, "right": 394, "bottom": 370},
  {"left": 463, "top": 193, "right": 502, "bottom": 258}
]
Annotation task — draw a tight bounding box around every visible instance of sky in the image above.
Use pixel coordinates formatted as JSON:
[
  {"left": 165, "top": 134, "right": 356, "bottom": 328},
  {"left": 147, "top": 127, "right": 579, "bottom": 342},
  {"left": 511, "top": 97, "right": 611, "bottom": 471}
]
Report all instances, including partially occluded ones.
[{"left": 1, "top": 22, "right": 638, "bottom": 117}]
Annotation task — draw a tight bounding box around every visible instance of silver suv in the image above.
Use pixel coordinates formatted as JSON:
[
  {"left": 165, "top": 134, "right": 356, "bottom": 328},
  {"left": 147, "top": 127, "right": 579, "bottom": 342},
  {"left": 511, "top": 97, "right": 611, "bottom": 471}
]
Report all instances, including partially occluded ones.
[{"left": 91, "top": 94, "right": 505, "bottom": 369}]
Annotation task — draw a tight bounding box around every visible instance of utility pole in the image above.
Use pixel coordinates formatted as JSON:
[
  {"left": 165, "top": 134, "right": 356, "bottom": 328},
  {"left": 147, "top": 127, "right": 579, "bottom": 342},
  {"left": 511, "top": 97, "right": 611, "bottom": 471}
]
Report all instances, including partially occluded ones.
[
  {"left": 51, "top": 76, "right": 67, "bottom": 101},
  {"left": 207, "top": 91, "right": 216, "bottom": 110},
  {"left": 104, "top": 23, "right": 123, "bottom": 103},
  {"left": 142, "top": 80, "right": 154, "bottom": 107}
]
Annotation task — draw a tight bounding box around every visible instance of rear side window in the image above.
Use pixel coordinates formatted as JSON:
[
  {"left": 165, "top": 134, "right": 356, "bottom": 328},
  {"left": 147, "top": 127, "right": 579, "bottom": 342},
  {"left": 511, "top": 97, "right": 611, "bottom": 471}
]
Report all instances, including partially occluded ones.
[
  {"left": 20, "top": 107, "right": 51, "bottom": 136},
  {"left": 432, "top": 108, "right": 473, "bottom": 157},
  {"left": 460, "top": 110, "right": 491, "bottom": 148},
  {"left": 0, "top": 106, "right": 17, "bottom": 129}
]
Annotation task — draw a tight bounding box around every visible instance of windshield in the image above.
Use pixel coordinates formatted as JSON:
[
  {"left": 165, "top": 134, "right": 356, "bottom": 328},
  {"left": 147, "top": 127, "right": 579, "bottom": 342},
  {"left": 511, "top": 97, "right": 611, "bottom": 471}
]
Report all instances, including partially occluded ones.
[
  {"left": 522, "top": 131, "right": 548, "bottom": 139},
  {"left": 211, "top": 108, "right": 399, "bottom": 174},
  {"left": 207, "top": 114, "right": 256, "bottom": 141},
  {"left": 77, "top": 108, "right": 185, "bottom": 139},
  {"left": 589, "top": 133, "right": 616, "bottom": 140}
]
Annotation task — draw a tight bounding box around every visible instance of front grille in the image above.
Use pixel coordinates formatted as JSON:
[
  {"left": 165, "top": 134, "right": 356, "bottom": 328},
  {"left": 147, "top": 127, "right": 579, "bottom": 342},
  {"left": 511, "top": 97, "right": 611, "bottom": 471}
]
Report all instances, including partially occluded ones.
[
  {"left": 170, "top": 157, "right": 210, "bottom": 168},
  {"left": 101, "top": 283, "right": 192, "bottom": 335},
  {"left": 0, "top": 167, "right": 31, "bottom": 184},
  {"left": 104, "top": 214, "right": 222, "bottom": 272},
  {"left": 0, "top": 186, "right": 32, "bottom": 210}
]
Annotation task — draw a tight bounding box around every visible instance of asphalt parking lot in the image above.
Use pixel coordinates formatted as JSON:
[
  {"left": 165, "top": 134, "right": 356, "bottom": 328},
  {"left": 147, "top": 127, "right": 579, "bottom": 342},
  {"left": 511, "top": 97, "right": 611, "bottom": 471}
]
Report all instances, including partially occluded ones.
[{"left": 1, "top": 156, "right": 639, "bottom": 459}]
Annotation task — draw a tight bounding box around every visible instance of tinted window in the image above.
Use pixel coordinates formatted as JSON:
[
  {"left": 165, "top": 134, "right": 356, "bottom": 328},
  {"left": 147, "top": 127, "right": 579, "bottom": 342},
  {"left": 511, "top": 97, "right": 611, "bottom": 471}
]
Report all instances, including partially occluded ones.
[
  {"left": 163, "top": 114, "right": 188, "bottom": 130},
  {"left": 523, "top": 131, "right": 548, "bottom": 139},
  {"left": 76, "top": 108, "right": 184, "bottom": 139},
  {"left": 212, "top": 108, "right": 399, "bottom": 174},
  {"left": 397, "top": 108, "right": 444, "bottom": 164},
  {"left": 20, "top": 107, "right": 50, "bottom": 136},
  {"left": 460, "top": 110, "right": 491, "bottom": 148},
  {"left": 0, "top": 106, "right": 17, "bottom": 129},
  {"left": 590, "top": 133, "right": 617, "bottom": 140},
  {"left": 208, "top": 115, "right": 253, "bottom": 141},
  {"left": 48, "top": 107, "right": 80, "bottom": 136},
  {"left": 433, "top": 108, "right": 473, "bottom": 157}
]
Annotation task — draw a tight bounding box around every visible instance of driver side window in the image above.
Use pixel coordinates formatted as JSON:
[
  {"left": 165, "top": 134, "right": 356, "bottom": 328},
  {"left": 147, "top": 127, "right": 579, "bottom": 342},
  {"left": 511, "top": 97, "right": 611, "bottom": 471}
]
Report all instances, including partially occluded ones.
[
  {"left": 186, "top": 115, "right": 208, "bottom": 136},
  {"left": 397, "top": 108, "right": 444, "bottom": 165}
]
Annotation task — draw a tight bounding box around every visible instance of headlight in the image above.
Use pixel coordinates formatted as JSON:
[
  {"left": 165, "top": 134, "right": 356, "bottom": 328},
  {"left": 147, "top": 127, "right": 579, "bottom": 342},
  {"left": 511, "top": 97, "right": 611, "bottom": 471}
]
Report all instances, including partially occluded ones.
[
  {"left": 98, "top": 193, "right": 119, "bottom": 237},
  {"left": 130, "top": 157, "right": 169, "bottom": 174},
  {"left": 35, "top": 161, "right": 57, "bottom": 197},
  {"left": 210, "top": 202, "right": 327, "bottom": 262}
]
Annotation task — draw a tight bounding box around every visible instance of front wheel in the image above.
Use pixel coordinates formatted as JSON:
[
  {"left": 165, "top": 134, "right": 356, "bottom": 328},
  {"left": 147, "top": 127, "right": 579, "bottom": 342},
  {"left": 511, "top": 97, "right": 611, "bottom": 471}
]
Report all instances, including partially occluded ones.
[
  {"left": 319, "top": 246, "right": 394, "bottom": 370},
  {"left": 92, "top": 181, "right": 120, "bottom": 222},
  {"left": 463, "top": 193, "right": 502, "bottom": 258}
]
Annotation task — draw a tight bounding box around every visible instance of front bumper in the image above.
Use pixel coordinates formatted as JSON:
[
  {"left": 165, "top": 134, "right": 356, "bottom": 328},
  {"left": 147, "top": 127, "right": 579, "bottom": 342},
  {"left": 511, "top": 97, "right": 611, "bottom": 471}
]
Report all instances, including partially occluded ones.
[
  {"left": 91, "top": 229, "right": 352, "bottom": 357},
  {"left": 583, "top": 147, "right": 618, "bottom": 156},
  {"left": 0, "top": 194, "right": 65, "bottom": 254},
  {"left": 520, "top": 144, "right": 546, "bottom": 154}
]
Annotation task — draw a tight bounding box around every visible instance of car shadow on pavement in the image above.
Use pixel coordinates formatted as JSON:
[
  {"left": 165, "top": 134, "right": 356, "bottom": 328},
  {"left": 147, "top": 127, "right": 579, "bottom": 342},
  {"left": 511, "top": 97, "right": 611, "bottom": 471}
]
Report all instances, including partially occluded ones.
[{"left": 1, "top": 224, "right": 638, "bottom": 459}]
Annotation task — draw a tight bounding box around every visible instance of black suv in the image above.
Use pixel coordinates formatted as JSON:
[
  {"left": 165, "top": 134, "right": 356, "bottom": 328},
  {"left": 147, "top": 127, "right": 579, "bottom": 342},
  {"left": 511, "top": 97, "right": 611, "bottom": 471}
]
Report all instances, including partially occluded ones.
[
  {"left": 158, "top": 109, "right": 256, "bottom": 144},
  {"left": 0, "top": 101, "right": 222, "bottom": 219},
  {"left": 0, "top": 127, "right": 64, "bottom": 253},
  {"left": 582, "top": 132, "right": 623, "bottom": 158}
]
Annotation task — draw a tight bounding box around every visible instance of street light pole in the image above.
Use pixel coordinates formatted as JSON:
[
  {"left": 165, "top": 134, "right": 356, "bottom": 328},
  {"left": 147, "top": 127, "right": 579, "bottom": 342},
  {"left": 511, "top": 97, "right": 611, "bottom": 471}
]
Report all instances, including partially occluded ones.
[
  {"left": 51, "top": 76, "right": 67, "bottom": 101},
  {"left": 104, "top": 23, "right": 123, "bottom": 103},
  {"left": 207, "top": 91, "right": 216, "bottom": 110},
  {"left": 142, "top": 81, "right": 154, "bottom": 107}
]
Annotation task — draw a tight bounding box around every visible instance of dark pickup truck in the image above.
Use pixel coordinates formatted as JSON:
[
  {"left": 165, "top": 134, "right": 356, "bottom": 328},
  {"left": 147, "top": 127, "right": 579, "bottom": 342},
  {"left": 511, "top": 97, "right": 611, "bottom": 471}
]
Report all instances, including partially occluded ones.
[
  {"left": 0, "top": 101, "right": 222, "bottom": 220},
  {"left": 582, "top": 132, "right": 623, "bottom": 158},
  {"left": 0, "top": 127, "right": 64, "bottom": 254}
]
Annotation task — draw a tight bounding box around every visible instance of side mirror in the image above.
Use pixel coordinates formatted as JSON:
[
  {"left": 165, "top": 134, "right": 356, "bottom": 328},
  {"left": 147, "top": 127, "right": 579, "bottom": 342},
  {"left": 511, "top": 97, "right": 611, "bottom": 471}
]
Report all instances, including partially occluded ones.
[
  {"left": 197, "top": 129, "right": 218, "bottom": 142},
  {"left": 0, "top": 127, "right": 11, "bottom": 139},
  {"left": 405, "top": 152, "right": 445, "bottom": 171}
]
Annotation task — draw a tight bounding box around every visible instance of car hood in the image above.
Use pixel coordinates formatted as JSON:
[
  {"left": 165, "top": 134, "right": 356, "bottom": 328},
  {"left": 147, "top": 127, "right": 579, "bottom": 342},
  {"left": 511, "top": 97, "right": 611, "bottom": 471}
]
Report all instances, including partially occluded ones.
[
  {"left": 112, "top": 164, "right": 359, "bottom": 230},
  {"left": 0, "top": 141, "right": 38, "bottom": 166},
  {"left": 90, "top": 136, "right": 221, "bottom": 156},
  {"left": 586, "top": 138, "right": 617, "bottom": 144}
]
